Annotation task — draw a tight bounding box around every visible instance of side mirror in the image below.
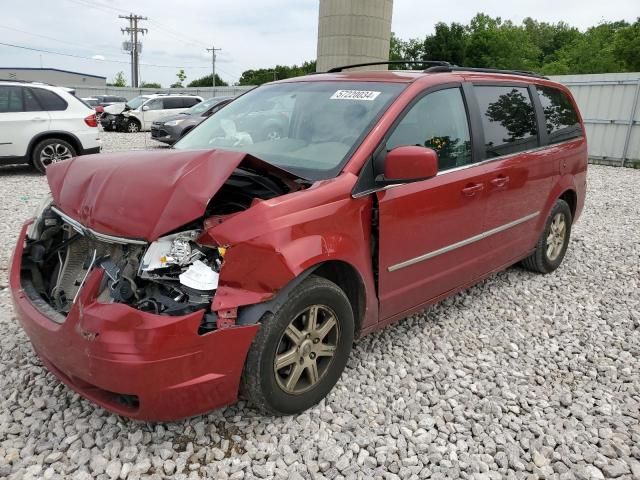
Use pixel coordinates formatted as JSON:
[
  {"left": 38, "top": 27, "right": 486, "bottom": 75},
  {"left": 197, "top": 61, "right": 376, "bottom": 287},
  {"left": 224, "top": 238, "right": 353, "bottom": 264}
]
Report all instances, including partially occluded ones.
[
  {"left": 142, "top": 105, "right": 150, "bottom": 111},
  {"left": 382, "top": 146, "right": 439, "bottom": 183}
]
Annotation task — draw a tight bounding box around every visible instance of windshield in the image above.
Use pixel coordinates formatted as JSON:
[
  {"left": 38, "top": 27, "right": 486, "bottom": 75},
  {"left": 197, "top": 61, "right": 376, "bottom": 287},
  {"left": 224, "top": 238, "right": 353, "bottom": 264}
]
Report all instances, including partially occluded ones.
[
  {"left": 174, "top": 81, "right": 405, "bottom": 180},
  {"left": 187, "top": 97, "right": 230, "bottom": 115},
  {"left": 126, "top": 95, "right": 148, "bottom": 109}
]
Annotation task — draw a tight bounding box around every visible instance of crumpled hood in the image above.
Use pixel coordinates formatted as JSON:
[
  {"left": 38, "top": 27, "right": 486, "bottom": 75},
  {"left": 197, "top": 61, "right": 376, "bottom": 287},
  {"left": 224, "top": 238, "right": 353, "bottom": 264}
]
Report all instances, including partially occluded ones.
[
  {"left": 103, "top": 103, "right": 127, "bottom": 115},
  {"left": 47, "top": 149, "right": 301, "bottom": 241}
]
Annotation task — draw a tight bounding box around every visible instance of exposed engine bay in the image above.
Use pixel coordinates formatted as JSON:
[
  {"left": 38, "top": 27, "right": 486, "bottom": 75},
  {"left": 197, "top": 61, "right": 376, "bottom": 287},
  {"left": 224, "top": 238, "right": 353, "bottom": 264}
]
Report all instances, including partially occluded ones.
[{"left": 20, "top": 166, "right": 301, "bottom": 328}]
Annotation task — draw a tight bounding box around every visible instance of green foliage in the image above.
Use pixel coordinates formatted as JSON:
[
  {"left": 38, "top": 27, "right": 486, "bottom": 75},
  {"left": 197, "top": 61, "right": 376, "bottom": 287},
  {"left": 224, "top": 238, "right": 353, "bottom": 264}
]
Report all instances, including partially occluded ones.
[
  {"left": 108, "top": 71, "right": 127, "bottom": 87},
  {"left": 140, "top": 81, "right": 161, "bottom": 89},
  {"left": 238, "top": 61, "right": 316, "bottom": 86},
  {"left": 390, "top": 14, "right": 639, "bottom": 75},
  {"left": 187, "top": 74, "right": 228, "bottom": 87},
  {"left": 173, "top": 69, "right": 187, "bottom": 88},
  {"left": 612, "top": 18, "right": 640, "bottom": 71}
]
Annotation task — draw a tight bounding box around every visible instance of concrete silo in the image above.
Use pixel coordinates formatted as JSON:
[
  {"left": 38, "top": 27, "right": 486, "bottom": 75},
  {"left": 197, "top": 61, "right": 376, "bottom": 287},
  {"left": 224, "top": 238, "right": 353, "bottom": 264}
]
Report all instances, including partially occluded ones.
[{"left": 316, "top": 0, "right": 394, "bottom": 72}]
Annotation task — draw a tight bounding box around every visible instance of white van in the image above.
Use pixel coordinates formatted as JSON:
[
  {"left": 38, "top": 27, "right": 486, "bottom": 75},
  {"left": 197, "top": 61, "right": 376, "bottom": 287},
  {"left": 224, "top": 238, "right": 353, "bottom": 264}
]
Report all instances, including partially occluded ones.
[{"left": 101, "top": 94, "right": 203, "bottom": 132}]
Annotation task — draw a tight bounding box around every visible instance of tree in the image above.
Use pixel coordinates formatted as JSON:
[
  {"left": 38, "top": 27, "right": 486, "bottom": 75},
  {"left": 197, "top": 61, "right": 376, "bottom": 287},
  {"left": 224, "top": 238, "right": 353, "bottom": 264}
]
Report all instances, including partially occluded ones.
[
  {"left": 388, "top": 32, "right": 425, "bottom": 69},
  {"left": 465, "top": 14, "right": 540, "bottom": 70},
  {"left": 187, "top": 74, "right": 228, "bottom": 87},
  {"left": 108, "top": 71, "right": 127, "bottom": 87},
  {"left": 612, "top": 19, "right": 640, "bottom": 71},
  {"left": 172, "top": 69, "right": 187, "bottom": 88},
  {"left": 140, "top": 81, "right": 161, "bottom": 89},
  {"left": 553, "top": 22, "right": 627, "bottom": 74},
  {"left": 423, "top": 22, "right": 468, "bottom": 65},
  {"left": 238, "top": 60, "right": 316, "bottom": 86}
]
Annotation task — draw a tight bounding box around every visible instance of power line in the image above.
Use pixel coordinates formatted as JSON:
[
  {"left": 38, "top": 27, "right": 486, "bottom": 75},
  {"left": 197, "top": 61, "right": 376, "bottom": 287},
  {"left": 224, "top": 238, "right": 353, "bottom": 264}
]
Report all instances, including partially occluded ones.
[
  {"left": 64, "top": 0, "right": 129, "bottom": 15},
  {"left": 0, "top": 41, "right": 210, "bottom": 69},
  {"left": 0, "top": 24, "right": 123, "bottom": 55}
]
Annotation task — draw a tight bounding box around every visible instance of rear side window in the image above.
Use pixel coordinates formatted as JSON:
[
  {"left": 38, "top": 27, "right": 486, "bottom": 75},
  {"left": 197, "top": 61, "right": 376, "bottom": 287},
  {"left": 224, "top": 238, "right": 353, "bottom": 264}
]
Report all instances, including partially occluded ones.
[
  {"left": 23, "top": 88, "right": 42, "bottom": 111},
  {"left": 32, "top": 88, "right": 68, "bottom": 111},
  {"left": 536, "top": 86, "right": 582, "bottom": 143},
  {"left": 475, "top": 85, "right": 538, "bottom": 158},
  {"left": 182, "top": 97, "right": 200, "bottom": 108},
  {"left": 164, "top": 97, "right": 185, "bottom": 109},
  {"left": 0, "top": 86, "right": 24, "bottom": 112},
  {"left": 387, "top": 87, "right": 472, "bottom": 171}
]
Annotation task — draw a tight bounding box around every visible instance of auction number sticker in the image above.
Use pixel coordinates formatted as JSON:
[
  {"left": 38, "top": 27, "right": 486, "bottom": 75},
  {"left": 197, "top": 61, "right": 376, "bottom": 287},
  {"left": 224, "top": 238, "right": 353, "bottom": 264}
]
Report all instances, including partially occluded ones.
[{"left": 330, "top": 90, "right": 381, "bottom": 101}]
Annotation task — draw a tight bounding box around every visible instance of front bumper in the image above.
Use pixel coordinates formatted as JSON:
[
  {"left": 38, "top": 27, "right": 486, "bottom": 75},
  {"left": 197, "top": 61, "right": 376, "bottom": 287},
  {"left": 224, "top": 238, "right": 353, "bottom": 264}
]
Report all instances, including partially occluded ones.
[
  {"left": 10, "top": 223, "right": 258, "bottom": 421},
  {"left": 150, "top": 124, "right": 180, "bottom": 144}
]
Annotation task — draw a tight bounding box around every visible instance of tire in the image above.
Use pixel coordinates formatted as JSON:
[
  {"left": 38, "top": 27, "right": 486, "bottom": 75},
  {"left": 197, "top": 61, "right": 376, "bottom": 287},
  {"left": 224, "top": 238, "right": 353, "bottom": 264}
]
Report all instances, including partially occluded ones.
[
  {"left": 31, "top": 138, "right": 76, "bottom": 174},
  {"left": 521, "top": 199, "right": 572, "bottom": 273},
  {"left": 241, "top": 275, "right": 354, "bottom": 415},
  {"left": 126, "top": 119, "right": 141, "bottom": 133}
]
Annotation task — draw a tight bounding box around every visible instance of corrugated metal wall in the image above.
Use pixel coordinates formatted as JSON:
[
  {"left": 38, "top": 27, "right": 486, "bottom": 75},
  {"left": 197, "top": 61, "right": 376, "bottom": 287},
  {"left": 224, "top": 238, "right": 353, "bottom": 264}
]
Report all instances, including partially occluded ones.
[
  {"left": 69, "top": 85, "right": 255, "bottom": 101},
  {"left": 550, "top": 73, "right": 640, "bottom": 166}
]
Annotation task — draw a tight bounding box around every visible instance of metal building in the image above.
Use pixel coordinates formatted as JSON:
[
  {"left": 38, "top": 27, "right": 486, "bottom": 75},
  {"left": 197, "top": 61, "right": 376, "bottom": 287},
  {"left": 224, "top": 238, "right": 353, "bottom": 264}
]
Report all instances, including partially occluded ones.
[
  {"left": 0, "top": 68, "right": 106, "bottom": 87},
  {"left": 550, "top": 72, "right": 640, "bottom": 166},
  {"left": 316, "top": 0, "right": 394, "bottom": 72}
]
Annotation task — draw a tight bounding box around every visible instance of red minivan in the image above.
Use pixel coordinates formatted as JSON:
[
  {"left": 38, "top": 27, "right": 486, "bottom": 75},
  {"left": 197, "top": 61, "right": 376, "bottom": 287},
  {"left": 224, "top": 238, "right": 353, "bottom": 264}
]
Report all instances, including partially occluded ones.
[{"left": 11, "top": 63, "right": 587, "bottom": 420}]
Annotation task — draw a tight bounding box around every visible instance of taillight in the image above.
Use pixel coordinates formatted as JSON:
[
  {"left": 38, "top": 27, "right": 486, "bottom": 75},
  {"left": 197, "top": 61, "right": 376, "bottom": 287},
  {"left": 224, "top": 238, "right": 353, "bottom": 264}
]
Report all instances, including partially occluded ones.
[{"left": 84, "top": 113, "right": 98, "bottom": 127}]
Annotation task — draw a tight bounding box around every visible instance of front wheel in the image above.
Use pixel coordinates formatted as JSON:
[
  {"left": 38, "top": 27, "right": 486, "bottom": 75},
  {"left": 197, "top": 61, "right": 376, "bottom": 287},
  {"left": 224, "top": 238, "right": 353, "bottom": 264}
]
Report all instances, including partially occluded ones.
[
  {"left": 126, "top": 119, "right": 141, "bottom": 133},
  {"left": 521, "top": 199, "right": 572, "bottom": 273},
  {"left": 241, "top": 276, "right": 354, "bottom": 415}
]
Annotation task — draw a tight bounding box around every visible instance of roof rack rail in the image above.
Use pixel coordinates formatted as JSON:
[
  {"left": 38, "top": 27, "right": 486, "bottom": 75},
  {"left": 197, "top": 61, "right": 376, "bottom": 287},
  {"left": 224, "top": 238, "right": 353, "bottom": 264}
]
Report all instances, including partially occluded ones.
[
  {"left": 424, "top": 65, "right": 548, "bottom": 79},
  {"left": 327, "top": 60, "right": 451, "bottom": 73}
]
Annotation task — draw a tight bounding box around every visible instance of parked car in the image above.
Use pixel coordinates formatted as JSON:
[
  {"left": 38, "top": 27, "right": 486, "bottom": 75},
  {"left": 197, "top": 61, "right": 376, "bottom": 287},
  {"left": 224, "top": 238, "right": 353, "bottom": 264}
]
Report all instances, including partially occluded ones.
[
  {"left": 101, "top": 93, "right": 203, "bottom": 132},
  {"left": 81, "top": 97, "right": 104, "bottom": 117},
  {"left": 0, "top": 80, "right": 100, "bottom": 173},
  {"left": 11, "top": 63, "right": 587, "bottom": 420},
  {"left": 94, "top": 95, "right": 127, "bottom": 107},
  {"left": 151, "top": 96, "right": 233, "bottom": 144}
]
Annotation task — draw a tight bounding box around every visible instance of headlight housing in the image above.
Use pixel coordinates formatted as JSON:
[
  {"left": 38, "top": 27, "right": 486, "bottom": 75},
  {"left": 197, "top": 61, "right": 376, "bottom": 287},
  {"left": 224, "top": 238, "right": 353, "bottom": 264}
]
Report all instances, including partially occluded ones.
[
  {"left": 165, "top": 119, "right": 184, "bottom": 127},
  {"left": 26, "top": 193, "right": 53, "bottom": 240}
]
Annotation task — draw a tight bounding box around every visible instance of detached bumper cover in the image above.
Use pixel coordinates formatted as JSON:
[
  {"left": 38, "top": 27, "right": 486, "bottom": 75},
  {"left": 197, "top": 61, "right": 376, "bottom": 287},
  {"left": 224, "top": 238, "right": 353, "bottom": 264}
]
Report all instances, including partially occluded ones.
[{"left": 10, "top": 223, "right": 258, "bottom": 421}]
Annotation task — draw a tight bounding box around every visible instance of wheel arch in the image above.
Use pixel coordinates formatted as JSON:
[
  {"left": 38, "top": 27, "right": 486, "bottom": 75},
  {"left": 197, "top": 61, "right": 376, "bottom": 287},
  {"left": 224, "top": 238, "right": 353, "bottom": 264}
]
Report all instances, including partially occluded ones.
[
  {"left": 27, "top": 131, "right": 82, "bottom": 163},
  {"left": 559, "top": 188, "right": 577, "bottom": 221},
  {"left": 236, "top": 259, "right": 367, "bottom": 337}
]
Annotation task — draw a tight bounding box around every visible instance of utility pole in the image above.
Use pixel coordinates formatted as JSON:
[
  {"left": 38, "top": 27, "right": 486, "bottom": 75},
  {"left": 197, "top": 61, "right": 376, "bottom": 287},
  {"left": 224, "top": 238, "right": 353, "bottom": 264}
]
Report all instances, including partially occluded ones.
[
  {"left": 206, "top": 46, "right": 222, "bottom": 88},
  {"left": 119, "top": 14, "right": 148, "bottom": 88}
]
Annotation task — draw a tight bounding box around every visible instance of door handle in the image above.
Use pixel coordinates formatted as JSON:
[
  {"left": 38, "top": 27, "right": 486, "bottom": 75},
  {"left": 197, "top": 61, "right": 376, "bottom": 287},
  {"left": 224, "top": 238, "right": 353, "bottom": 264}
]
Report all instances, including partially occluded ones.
[
  {"left": 490, "top": 176, "right": 510, "bottom": 188},
  {"left": 31, "top": 117, "right": 47, "bottom": 122},
  {"left": 462, "top": 183, "right": 484, "bottom": 196}
]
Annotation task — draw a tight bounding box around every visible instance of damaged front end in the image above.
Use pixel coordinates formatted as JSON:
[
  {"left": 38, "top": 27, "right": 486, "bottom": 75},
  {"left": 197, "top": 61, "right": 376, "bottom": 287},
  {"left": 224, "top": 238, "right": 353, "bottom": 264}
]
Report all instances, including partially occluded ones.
[
  {"left": 20, "top": 148, "right": 307, "bottom": 332},
  {"left": 21, "top": 205, "right": 225, "bottom": 331}
]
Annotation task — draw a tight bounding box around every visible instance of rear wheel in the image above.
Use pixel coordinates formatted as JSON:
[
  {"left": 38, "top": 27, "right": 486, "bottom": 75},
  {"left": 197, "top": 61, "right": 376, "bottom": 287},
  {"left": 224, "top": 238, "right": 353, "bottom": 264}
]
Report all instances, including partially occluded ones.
[
  {"left": 32, "top": 138, "right": 76, "bottom": 174},
  {"left": 241, "top": 276, "right": 354, "bottom": 415},
  {"left": 521, "top": 199, "right": 572, "bottom": 273}
]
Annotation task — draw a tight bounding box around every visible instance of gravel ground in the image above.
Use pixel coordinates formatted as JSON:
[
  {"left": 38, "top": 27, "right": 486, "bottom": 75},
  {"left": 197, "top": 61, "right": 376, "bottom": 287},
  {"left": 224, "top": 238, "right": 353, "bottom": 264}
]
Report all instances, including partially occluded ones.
[{"left": 0, "top": 131, "right": 639, "bottom": 480}]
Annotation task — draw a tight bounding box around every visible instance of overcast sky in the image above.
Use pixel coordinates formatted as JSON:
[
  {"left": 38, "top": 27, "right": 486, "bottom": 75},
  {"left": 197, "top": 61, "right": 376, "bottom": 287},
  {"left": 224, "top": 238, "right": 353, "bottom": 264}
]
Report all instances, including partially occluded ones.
[{"left": 1, "top": 0, "right": 637, "bottom": 86}]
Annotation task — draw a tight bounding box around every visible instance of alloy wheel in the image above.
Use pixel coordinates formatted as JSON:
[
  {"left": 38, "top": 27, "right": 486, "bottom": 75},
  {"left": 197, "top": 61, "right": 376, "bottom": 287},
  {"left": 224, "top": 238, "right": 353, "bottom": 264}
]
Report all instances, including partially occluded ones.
[
  {"left": 546, "top": 213, "right": 566, "bottom": 261},
  {"left": 127, "top": 121, "right": 140, "bottom": 133},
  {"left": 274, "top": 305, "right": 339, "bottom": 395},
  {"left": 39, "top": 143, "right": 72, "bottom": 168}
]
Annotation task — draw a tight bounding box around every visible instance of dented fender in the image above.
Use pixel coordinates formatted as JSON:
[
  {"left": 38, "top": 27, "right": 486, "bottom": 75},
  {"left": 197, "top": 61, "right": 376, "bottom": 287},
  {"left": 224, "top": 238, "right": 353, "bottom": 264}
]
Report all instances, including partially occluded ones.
[{"left": 207, "top": 173, "right": 379, "bottom": 331}]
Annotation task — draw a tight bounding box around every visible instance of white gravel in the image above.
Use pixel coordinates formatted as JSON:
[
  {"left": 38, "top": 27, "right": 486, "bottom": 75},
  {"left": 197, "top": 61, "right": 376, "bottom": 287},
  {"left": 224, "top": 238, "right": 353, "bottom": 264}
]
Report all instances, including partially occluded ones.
[{"left": 0, "top": 131, "right": 639, "bottom": 480}]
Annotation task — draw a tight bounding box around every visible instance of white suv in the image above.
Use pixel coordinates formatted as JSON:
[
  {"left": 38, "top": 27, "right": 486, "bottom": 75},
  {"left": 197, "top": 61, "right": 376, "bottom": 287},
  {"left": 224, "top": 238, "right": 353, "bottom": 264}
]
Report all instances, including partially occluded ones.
[
  {"left": 101, "top": 94, "right": 203, "bottom": 132},
  {"left": 0, "top": 81, "right": 100, "bottom": 173}
]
